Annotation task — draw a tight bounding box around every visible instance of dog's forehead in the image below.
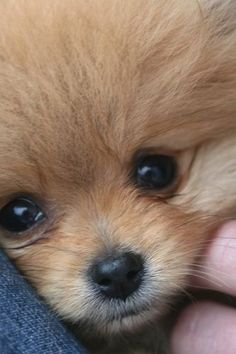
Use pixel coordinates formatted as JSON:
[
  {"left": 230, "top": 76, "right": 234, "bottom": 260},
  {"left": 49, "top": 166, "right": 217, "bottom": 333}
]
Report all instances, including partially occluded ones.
[{"left": 0, "top": 0, "right": 235, "bottom": 194}]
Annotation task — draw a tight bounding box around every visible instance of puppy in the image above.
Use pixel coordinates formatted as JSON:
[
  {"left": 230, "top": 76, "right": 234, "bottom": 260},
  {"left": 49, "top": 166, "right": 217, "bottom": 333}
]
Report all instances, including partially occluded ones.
[{"left": 0, "top": 1, "right": 235, "bottom": 353}]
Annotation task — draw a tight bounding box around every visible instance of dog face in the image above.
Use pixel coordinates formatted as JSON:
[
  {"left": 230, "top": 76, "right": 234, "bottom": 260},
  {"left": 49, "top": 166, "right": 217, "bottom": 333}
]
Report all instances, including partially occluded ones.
[{"left": 0, "top": 0, "right": 236, "bottom": 337}]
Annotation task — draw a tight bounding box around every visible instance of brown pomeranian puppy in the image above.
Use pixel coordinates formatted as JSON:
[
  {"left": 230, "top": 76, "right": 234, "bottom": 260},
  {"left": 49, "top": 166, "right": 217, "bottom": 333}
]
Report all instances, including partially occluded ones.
[{"left": 0, "top": 0, "right": 236, "bottom": 353}]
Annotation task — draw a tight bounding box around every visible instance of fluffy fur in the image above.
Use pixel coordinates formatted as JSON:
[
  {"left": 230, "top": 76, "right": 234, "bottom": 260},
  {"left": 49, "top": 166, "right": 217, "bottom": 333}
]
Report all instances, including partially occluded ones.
[{"left": 0, "top": 1, "right": 236, "bottom": 353}]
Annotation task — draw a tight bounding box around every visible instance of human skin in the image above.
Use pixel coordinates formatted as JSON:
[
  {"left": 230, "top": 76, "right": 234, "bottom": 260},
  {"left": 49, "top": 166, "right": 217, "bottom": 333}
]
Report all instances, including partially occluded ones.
[{"left": 171, "top": 221, "right": 236, "bottom": 354}]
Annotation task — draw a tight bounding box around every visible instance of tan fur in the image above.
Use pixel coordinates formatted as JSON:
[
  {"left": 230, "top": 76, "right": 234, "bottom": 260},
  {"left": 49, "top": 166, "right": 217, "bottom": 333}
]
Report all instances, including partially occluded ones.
[{"left": 0, "top": 1, "right": 235, "bottom": 353}]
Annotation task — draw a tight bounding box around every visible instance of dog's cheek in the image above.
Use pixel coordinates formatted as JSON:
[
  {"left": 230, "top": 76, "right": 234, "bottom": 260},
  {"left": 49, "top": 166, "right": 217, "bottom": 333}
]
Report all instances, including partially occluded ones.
[{"left": 4, "top": 233, "right": 93, "bottom": 319}]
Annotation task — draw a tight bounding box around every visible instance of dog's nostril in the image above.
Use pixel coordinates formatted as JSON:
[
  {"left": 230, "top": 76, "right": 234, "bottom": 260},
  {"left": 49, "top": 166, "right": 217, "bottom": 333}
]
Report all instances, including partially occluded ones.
[
  {"left": 90, "top": 252, "right": 144, "bottom": 301},
  {"left": 126, "top": 270, "right": 139, "bottom": 281},
  {"left": 97, "top": 278, "right": 111, "bottom": 287}
]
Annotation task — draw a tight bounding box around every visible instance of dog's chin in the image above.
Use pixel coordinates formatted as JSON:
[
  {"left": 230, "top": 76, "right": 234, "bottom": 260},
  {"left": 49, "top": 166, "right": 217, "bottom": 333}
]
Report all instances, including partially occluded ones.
[
  {"left": 61, "top": 281, "right": 175, "bottom": 341},
  {"left": 70, "top": 299, "right": 165, "bottom": 339},
  {"left": 95, "top": 310, "right": 151, "bottom": 334},
  {"left": 67, "top": 302, "right": 167, "bottom": 354}
]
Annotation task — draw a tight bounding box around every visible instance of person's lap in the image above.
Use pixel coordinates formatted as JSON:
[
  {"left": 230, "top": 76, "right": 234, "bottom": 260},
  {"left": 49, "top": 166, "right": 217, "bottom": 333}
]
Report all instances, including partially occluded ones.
[{"left": 0, "top": 250, "right": 87, "bottom": 354}]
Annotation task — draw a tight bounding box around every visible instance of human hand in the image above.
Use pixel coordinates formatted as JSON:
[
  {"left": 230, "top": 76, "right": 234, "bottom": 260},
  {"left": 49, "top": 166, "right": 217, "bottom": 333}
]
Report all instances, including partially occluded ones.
[{"left": 171, "top": 221, "right": 236, "bottom": 354}]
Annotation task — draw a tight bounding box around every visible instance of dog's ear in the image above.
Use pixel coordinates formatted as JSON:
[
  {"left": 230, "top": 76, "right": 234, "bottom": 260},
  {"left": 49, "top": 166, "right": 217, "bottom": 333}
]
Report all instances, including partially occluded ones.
[
  {"left": 173, "top": 134, "right": 236, "bottom": 216},
  {"left": 202, "top": 0, "right": 236, "bottom": 31},
  {"left": 203, "top": 0, "right": 236, "bottom": 11}
]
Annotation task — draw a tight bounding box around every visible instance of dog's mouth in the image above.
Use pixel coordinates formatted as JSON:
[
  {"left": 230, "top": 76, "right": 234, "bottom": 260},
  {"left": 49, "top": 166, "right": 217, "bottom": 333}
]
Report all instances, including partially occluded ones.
[
  {"left": 104, "top": 304, "right": 151, "bottom": 323},
  {"left": 75, "top": 295, "right": 164, "bottom": 337},
  {"left": 69, "top": 303, "right": 162, "bottom": 354},
  {"left": 110, "top": 308, "right": 141, "bottom": 321},
  {"left": 71, "top": 305, "right": 155, "bottom": 338}
]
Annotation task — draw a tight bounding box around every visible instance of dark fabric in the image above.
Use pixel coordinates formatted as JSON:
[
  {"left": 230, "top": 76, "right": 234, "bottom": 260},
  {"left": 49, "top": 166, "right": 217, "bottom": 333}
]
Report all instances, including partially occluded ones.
[{"left": 0, "top": 250, "right": 87, "bottom": 354}]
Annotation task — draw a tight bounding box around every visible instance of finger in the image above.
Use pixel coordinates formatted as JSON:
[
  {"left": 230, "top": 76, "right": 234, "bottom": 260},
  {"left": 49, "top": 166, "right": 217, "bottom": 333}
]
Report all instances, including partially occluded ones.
[
  {"left": 171, "top": 302, "right": 236, "bottom": 354},
  {"left": 193, "top": 221, "right": 236, "bottom": 296}
]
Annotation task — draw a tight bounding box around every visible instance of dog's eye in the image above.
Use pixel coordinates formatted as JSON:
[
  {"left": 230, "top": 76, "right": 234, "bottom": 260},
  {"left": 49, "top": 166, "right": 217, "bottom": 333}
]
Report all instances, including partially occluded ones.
[
  {"left": 0, "top": 197, "right": 45, "bottom": 233},
  {"left": 135, "top": 155, "right": 177, "bottom": 191}
]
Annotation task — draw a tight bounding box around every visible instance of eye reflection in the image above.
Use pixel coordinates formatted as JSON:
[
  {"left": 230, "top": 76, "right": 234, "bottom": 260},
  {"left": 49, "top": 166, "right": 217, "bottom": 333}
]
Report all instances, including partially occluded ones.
[{"left": 135, "top": 155, "right": 177, "bottom": 190}]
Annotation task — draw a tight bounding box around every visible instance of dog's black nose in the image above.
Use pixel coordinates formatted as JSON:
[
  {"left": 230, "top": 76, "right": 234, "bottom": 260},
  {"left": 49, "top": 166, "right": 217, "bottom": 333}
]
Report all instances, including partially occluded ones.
[{"left": 90, "top": 252, "right": 144, "bottom": 300}]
